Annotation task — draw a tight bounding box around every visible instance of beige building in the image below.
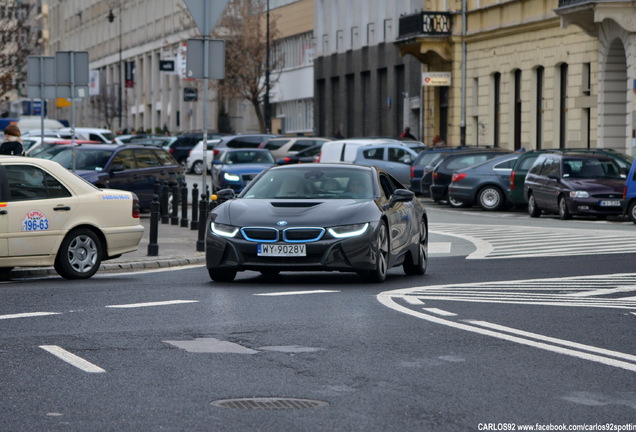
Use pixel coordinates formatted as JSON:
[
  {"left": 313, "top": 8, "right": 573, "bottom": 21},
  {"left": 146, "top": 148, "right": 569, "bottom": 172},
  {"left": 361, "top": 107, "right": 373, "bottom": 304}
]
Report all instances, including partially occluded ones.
[{"left": 397, "top": 0, "right": 635, "bottom": 156}]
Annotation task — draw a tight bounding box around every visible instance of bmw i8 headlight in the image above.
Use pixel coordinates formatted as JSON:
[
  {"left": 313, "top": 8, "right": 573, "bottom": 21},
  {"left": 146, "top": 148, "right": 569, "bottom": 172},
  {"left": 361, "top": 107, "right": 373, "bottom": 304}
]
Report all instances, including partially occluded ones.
[
  {"left": 569, "top": 191, "right": 589, "bottom": 198},
  {"left": 223, "top": 172, "right": 240, "bottom": 181},
  {"left": 211, "top": 222, "right": 239, "bottom": 237},
  {"left": 328, "top": 223, "right": 369, "bottom": 238}
]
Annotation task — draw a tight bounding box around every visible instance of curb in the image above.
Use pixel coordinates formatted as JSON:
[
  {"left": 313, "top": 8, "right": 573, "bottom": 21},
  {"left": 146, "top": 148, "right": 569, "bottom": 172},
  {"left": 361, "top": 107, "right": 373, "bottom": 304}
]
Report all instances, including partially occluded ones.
[{"left": 8, "top": 256, "right": 206, "bottom": 279}]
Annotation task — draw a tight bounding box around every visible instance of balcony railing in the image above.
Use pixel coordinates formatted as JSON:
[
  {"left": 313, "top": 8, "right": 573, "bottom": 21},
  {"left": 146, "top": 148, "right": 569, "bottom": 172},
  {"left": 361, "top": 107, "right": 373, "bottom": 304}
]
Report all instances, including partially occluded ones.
[
  {"left": 557, "top": 0, "right": 589, "bottom": 6},
  {"left": 398, "top": 11, "right": 452, "bottom": 39}
]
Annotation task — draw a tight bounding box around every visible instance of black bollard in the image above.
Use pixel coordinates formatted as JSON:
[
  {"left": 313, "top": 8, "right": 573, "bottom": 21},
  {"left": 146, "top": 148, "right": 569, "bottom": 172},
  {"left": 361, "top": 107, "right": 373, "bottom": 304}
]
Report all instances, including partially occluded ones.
[
  {"left": 180, "top": 181, "right": 189, "bottom": 227},
  {"left": 147, "top": 194, "right": 159, "bottom": 256},
  {"left": 190, "top": 183, "right": 199, "bottom": 230},
  {"left": 171, "top": 182, "right": 179, "bottom": 225},
  {"left": 160, "top": 182, "right": 169, "bottom": 224},
  {"left": 196, "top": 193, "right": 208, "bottom": 252}
]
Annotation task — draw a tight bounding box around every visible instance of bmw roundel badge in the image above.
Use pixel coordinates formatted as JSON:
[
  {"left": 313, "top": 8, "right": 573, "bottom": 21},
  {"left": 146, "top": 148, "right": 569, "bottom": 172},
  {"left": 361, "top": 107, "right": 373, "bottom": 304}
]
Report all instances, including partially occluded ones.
[{"left": 277, "top": 221, "right": 288, "bottom": 226}]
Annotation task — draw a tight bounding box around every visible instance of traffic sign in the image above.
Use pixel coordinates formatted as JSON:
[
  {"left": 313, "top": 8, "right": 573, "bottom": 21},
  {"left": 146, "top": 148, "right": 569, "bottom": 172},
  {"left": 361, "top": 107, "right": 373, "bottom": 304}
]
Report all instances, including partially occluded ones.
[
  {"left": 186, "top": 39, "right": 225, "bottom": 79},
  {"left": 184, "top": 0, "right": 230, "bottom": 36},
  {"left": 184, "top": 88, "right": 198, "bottom": 102}
]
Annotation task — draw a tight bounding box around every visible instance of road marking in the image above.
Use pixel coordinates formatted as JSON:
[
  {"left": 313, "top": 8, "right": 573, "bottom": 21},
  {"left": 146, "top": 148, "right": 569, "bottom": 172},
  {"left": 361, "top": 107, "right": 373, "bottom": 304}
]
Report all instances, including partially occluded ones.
[
  {"left": 403, "top": 296, "right": 425, "bottom": 305},
  {"left": 106, "top": 300, "right": 199, "bottom": 308},
  {"left": 378, "top": 273, "right": 636, "bottom": 372},
  {"left": 429, "top": 242, "right": 451, "bottom": 254},
  {"left": 255, "top": 290, "right": 340, "bottom": 296},
  {"left": 566, "top": 285, "right": 636, "bottom": 297},
  {"left": 423, "top": 308, "right": 457, "bottom": 316},
  {"left": 430, "top": 223, "right": 636, "bottom": 259},
  {"left": 464, "top": 320, "right": 636, "bottom": 363},
  {"left": 0, "top": 312, "right": 60, "bottom": 320},
  {"left": 39, "top": 345, "right": 106, "bottom": 373}
]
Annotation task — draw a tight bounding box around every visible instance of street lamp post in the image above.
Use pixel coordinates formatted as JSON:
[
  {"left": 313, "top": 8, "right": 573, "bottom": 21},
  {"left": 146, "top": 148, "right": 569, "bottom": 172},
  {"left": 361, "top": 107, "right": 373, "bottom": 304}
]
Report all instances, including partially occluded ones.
[{"left": 108, "top": 5, "right": 123, "bottom": 132}]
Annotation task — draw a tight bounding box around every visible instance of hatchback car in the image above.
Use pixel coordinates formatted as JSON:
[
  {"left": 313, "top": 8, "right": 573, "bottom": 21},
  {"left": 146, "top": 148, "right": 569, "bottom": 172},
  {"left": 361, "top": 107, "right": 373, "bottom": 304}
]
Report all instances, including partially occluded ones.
[
  {"left": 210, "top": 148, "right": 276, "bottom": 193},
  {"left": 276, "top": 143, "right": 323, "bottom": 165},
  {"left": 524, "top": 153, "right": 625, "bottom": 219},
  {"left": 410, "top": 147, "right": 471, "bottom": 196},
  {"left": 262, "top": 136, "right": 331, "bottom": 160},
  {"left": 429, "top": 149, "right": 512, "bottom": 203},
  {"left": 508, "top": 148, "right": 633, "bottom": 207},
  {"left": 448, "top": 153, "right": 520, "bottom": 210},
  {"left": 32, "top": 144, "right": 184, "bottom": 211},
  {"left": 186, "top": 139, "right": 222, "bottom": 174},
  {"left": 205, "top": 164, "right": 427, "bottom": 283},
  {"left": 0, "top": 156, "right": 143, "bottom": 279},
  {"left": 621, "top": 159, "right": 636, "bottom": 223},
  {"left": 350, "top": 144, "right": 418, "bottom": 186}
]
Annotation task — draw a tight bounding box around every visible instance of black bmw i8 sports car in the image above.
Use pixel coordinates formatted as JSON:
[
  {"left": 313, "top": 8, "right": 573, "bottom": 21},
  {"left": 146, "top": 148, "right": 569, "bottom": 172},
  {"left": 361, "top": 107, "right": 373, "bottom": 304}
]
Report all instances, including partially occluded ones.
[{"left": 205, "top": 163, "right": 428, "bottom": 282}]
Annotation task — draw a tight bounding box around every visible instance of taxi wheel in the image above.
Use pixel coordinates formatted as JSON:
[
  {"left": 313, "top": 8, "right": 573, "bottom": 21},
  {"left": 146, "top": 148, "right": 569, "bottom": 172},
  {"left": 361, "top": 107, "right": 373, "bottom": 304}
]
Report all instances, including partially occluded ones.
[
  {"left": 362, "top": 221, "right": 388, "bottom": 283},
  {"left": 403, "top": 219, "right": 427, "bottom": 276},
  {"left": 54, "top": 228, "right": 102, "bottom": 279},
  {"left": 208, "top": 267, "right": 237, "bottom": 282}
]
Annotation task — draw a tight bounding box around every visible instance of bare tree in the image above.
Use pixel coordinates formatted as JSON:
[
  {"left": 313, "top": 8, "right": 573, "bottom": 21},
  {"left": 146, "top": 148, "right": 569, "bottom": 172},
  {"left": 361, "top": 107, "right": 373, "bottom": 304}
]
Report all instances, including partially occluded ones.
[
  {"left": 214, "top": 0, "right": 283, "bottom": 133},
  {"left": 0, "top": 1, "right": 39, "bottom": 106}
]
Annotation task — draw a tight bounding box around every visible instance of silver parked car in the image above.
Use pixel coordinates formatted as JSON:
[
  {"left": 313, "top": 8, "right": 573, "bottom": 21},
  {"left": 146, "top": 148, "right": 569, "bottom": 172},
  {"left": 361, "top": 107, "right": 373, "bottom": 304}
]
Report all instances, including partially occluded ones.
[{"left": 351, "top": 143, "right": 418, "bottom": 186}]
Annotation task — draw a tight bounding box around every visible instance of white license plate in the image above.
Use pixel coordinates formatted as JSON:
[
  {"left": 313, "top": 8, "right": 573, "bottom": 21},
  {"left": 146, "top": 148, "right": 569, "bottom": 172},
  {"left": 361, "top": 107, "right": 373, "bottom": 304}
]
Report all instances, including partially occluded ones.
[
  {"left": 599, "top": 200, "right": 620, "bottom": 207},
  {"left": 257, "top": 244, "right": 306, "bottom": 257}
]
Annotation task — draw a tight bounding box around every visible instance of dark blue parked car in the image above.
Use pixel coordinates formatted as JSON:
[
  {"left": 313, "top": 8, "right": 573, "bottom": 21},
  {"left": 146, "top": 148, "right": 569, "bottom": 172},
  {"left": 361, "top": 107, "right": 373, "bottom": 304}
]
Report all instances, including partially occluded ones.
[
  {"left": 31, "top": 143, "right": 184, "bottom": 211},
  {"left": 211, "top": 148, "right": 276, "bottom": 193}
]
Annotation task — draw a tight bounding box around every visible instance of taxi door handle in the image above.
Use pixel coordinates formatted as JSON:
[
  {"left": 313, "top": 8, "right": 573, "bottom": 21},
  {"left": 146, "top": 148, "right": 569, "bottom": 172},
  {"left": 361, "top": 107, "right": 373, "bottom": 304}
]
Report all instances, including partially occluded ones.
[
  {"left": 54, "top": 206, "right": 71, "bottom": 211},
  {"left": 0, "top": 210, "right": 6, "bottom": 215}
]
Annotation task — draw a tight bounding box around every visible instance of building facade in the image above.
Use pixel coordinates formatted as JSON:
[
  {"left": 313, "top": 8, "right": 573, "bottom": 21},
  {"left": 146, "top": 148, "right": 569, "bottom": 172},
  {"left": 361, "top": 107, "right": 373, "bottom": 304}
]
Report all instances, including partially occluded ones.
[
  {"left": 313, "top": 0, "right": 425, "bottom": 140},
  {"left": 396, "top": 0, "right": 636, "bottom": 155}
]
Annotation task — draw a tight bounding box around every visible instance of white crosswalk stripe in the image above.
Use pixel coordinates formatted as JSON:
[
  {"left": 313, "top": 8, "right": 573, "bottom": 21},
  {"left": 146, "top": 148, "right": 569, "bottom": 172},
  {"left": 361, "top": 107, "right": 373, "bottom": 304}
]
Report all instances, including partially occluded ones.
[
  {"left": 389, "top": 273, "right": 636, "bottom": 309},
  {"left": 430, "top": 223, "right": 636, "bottom": 259}
]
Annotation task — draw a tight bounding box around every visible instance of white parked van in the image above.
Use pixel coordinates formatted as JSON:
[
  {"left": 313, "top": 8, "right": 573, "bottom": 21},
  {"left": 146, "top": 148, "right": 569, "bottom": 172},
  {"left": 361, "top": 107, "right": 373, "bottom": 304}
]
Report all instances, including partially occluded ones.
[
  {"left": 57, "top": 127, "right": 116, "bottom": 143},
  {"left": 317, "top": 138, "right": 397, "bottom": 163}
]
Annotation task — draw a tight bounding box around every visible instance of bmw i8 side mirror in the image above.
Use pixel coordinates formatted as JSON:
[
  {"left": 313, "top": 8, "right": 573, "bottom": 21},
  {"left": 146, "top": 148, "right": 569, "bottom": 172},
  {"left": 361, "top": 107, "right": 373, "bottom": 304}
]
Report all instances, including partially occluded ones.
[{"left": 214, "top": 188, "right": 236, "bottom": 203}]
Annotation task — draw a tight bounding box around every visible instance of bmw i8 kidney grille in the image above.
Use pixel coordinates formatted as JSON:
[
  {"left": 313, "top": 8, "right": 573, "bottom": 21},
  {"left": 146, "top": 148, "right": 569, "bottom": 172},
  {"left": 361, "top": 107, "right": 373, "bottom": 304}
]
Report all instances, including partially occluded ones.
[
  {"left": 241, "top": 227, "right": 279, "bottom": 242},
  {"left": 240, "top": 227, "right": 325, "bottom": 243},
  {"left": 283, "top": 228, "right": 325, "bottom": 242}
]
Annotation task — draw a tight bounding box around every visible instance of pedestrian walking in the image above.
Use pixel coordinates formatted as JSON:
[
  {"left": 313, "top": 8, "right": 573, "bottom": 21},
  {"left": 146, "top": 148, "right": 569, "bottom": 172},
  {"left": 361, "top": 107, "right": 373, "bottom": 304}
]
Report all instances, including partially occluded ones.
[
  {"left": 0, "top": 125, "right": 25, "bottom": 156},
  {"left": 399, "top": 127, "right": 416, "bottom": 140}
]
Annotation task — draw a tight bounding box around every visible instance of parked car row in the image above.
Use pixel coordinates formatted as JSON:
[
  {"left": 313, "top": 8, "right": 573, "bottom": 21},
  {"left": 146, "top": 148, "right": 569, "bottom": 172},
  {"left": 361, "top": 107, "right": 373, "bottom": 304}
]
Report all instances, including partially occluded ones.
[{"left": 416, "top": 145, "right": 636, "bottom": 222}]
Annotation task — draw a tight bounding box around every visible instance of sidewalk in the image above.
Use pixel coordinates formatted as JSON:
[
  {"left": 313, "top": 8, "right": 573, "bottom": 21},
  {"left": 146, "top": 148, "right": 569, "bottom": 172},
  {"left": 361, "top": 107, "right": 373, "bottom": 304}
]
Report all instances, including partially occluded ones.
[{"left": 9, "top": 214, "right": 206, "bottom": 279}]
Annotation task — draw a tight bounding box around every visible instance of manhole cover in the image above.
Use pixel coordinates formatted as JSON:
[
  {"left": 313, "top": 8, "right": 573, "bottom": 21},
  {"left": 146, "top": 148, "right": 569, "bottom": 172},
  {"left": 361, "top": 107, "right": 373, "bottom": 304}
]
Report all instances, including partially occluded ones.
[{"left": 211, "top": 397, "right": 328, "bottom": 410}]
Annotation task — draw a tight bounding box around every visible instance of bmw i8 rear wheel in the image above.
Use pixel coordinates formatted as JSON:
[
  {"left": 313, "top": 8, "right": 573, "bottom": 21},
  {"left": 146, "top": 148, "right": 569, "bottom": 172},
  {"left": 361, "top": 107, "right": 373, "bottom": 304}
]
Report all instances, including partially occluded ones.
[
  {"left": 403, "top": 219, "right": 427, "bottom": 276},
  {"left": 361, "top": 221, "right": 388, "bottom": 283}
]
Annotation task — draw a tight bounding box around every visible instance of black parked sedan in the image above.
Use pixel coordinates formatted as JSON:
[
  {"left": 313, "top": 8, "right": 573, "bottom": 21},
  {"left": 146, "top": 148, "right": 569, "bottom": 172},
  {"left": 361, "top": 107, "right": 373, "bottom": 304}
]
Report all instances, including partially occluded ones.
[{"left": 205, "top": 164, "right": 428, "bottom": 282}]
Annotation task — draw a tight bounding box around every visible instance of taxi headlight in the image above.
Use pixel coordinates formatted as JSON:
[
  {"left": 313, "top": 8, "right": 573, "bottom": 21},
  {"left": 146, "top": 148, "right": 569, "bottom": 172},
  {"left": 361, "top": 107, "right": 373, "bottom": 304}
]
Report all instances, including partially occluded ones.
[
  {"left": 211, "top": 222, "right": 239, "bottom": 237},
  {"left": 569, "top": 191, "right": 589, "bottom": 198},
  {"left": 328, "top": 223, "right": 369, "bottom": 238},
  {"left": 223, "top": 172, "right": 240, "bottom": 181}
]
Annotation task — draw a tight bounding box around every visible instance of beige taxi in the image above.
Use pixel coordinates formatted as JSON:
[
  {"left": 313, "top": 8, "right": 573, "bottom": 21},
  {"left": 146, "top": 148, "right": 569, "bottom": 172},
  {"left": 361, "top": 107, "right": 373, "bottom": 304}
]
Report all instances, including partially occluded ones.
[{"left": 0, "top": 156, "right": 144, "bottom": 279}]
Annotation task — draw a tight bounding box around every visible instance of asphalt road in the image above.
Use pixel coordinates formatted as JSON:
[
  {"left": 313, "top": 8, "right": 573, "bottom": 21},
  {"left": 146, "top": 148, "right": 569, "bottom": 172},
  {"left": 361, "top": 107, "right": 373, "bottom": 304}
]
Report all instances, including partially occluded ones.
[{"left": 1, "top": 203, "right": 635, "bottom": 431}]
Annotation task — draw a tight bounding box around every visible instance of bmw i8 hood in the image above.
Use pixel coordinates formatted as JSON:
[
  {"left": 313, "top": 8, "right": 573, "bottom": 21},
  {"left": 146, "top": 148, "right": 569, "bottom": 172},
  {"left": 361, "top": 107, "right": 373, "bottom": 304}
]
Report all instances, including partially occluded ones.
[{"left": 218, "top": 199, "right": 380, "bottom": 227}]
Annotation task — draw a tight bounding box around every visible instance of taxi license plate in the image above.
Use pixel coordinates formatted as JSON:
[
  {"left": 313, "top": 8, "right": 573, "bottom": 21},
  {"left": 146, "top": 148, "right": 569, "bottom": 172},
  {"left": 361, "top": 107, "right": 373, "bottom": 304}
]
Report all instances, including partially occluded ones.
[
  {"left": 599, "top": 200, "right": 620, "bottom": 207},
  {"left": 258, "top": 244, "right": 306, "bottom": 257}
]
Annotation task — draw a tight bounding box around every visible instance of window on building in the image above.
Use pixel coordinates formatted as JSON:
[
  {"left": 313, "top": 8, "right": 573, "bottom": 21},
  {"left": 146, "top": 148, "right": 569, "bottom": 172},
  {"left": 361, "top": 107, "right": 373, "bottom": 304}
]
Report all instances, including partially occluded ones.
[
  {"left": 536, "top": 66, "right": 544, "bottom": 150},
  {"left": 493, "top": 73, "right": 500, "bottom": 148},
  {"left": 514, "top": 69, "right": 522, "bottom": 151},
  {"left": 559, "top": 63, "right": 568, "bottom": 149},
  {"left": 275, "top": 32, "right": 313, "bottom": 70}
]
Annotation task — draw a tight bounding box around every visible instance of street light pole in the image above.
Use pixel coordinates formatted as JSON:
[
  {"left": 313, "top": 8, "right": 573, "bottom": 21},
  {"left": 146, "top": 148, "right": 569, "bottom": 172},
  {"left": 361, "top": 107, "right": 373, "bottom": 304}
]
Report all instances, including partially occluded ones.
[
  {"left": 264, "top": 0, "right": 271, "bottom": 134},
  {"left": 108, "top": 4, "right": 123, "bottom": 132}
]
